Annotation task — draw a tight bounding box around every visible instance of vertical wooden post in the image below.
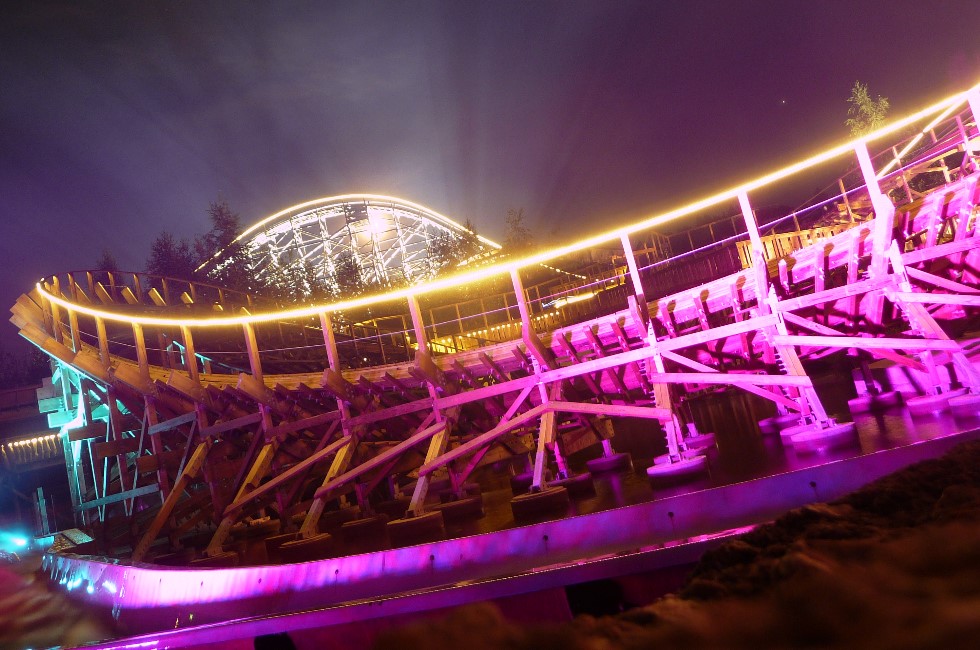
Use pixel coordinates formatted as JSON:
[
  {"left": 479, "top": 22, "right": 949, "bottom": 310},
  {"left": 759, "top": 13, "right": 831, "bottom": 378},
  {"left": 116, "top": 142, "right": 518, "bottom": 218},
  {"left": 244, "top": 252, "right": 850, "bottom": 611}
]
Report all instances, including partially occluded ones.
[
  {"left": 892, "top": 146, "right": 913, "bottom": 204},
  {"left": 855, "top": 141, "right": 896, "bottom": 282},
  {"left": 620, "top": 233, "right": 646, "bottom": 299},
  {"left": 299, "top": 311, "right": 357, "bottom": 538},
  {"left": 132, "top": 322, "right": 150, "bottom": 385},
  {"left": 107, "top": 390, "right": 133, "bottom": 515},
  {"left": 406, "top": 293, "right": 452, "bottom": 515},
  {"left": 511, "top": 269, "right": 533, "bottom": 332},
  {"left": 67, "top": 309, "right": 81, "bottom": 353},
  {"left": 50, "top": 277, "right": 63, "bottom": 343},
  {"left": 838, "top": 178, "right": 854, "bottom": 222},
  {"left": 407, "top": 294, "right": 430, "bottom": 356},
  {"left": 132, "top": 274, "right": 143, "bottom": 304},
  {"left": 242, "top": 321, "right": 263, "bottom": 384},
  {"left": 856, "top": 141, "right": 896, "bottom": 325},
  {"left": 738, "top": 191, "right": 771, "bottom": 316},
  {"left": 180, "top": 325, "right": 199, "bottom": 383},
  {"left": 95, "top": 317, "right": 110, "bottom": 370}
]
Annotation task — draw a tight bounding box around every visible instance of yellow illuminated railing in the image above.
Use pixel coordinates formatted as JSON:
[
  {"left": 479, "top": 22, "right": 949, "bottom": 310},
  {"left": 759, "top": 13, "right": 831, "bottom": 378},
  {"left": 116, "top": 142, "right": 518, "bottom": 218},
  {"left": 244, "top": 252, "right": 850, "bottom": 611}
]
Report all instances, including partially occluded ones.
[{"left": 35, "top": 82, "right": 980, "bottom": 333}]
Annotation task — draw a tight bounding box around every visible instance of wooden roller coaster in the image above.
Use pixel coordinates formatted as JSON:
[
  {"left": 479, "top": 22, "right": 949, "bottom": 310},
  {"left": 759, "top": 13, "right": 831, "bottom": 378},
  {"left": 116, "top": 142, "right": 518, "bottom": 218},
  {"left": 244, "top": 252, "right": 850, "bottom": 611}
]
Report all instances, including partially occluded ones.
[{"left": 9, "top": 82, "right": 980, "bottom": 642}]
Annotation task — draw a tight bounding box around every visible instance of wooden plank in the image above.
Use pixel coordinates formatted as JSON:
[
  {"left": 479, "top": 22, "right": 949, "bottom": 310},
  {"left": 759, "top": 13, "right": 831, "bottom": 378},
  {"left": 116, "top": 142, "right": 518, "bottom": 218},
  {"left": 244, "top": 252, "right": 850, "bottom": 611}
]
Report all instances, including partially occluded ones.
[
  {"left": 314, "top": 421, "right": 446, "bottom": 499},
  {"left": 660, "top": 350, "right": 799, "bottom": 410},
  {"left": 147, "top": 411, "right": 198, "bottom": 435},
  {"left": 771, "top": 334, "right": 961, "bottom": 351},
  {"left": 346, "top": 398, "right": 434, "bottom": 427},
  {"left": 75, "top": 484, "right": 159, "bottom": 512},
  {"left": 147, "top": 288, "right": 166, "bottom": 307},
  {"left": 94, "top": 282, "right": 115, "bottom": 305},
  {"left": 548, "top": 400, "right": 671, "bottom": 421},
  {"left": 267, "top": 410, "right": 342, "bottom": 439},
  {"left": 120, "top": 286, "right": 139, "bottom": 305},
  {"left": 223, "top": 435, "right": 350, "bottom": 517},
  {"left": 418, "top": 404, "right": 547, "bottom": 477},
  {"left": 200, "top": 412, "right": 263, "bottom": 437},
  {"left": 67, "top": 422, "right": 107, "bottom": 442},
  {"left": 91, "top": 437, "right": 140, "bottom": 461},
  {"left": 889, "top": 292, "right": 980, "bottom": 307}
]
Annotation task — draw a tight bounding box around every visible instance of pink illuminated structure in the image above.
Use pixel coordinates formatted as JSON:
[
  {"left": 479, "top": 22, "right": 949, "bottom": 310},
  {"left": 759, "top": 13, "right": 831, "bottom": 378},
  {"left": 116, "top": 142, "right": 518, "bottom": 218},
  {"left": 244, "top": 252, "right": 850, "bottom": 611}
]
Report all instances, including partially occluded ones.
[{"left": 10, "top": 82, "right": 980, "bottom": 646}]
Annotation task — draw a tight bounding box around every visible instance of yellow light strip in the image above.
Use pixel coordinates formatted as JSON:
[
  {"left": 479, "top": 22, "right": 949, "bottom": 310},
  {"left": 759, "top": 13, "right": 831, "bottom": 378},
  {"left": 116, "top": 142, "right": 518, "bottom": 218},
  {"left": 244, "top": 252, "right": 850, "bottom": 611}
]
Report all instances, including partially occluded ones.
[
  {"left": 36, "top": 82, "right": 980, "bottom": 329},
  {"left": 878, "top": 100, "right": 964, "bottom": 177}
]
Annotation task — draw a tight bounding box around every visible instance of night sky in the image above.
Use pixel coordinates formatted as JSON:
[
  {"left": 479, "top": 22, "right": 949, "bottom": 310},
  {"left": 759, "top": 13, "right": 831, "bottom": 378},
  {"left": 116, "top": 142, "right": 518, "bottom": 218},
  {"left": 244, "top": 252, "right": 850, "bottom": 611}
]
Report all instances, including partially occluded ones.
[{"left": 2, "top": 1, "right": 979, "bottom": 353}]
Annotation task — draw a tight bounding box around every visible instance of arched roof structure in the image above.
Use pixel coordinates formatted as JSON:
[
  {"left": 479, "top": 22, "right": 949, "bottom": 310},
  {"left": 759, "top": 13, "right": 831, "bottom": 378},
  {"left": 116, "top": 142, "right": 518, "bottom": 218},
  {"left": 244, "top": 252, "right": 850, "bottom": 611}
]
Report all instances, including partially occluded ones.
[{"left": 233, "top": 194, "right": 500, "bottom": 290}]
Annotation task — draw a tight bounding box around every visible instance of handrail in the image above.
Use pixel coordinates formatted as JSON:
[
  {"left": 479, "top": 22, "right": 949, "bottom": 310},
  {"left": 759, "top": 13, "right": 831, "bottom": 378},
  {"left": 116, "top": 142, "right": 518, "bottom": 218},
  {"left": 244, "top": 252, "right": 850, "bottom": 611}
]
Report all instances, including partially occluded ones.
[{"left": 32, "top": 83, "right": 980, "bottom": 331}]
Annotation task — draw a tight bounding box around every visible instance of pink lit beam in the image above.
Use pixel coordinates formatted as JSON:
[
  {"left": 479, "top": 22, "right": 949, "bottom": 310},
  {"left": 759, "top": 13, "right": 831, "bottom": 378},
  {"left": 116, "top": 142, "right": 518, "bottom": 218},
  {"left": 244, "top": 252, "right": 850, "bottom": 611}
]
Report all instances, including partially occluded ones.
[
  {"left": 660, "top": 350, "right": 800, "bottom": 410},
  {"left": 547, "top": 400, "right": 671, "bottom": 421},
  {"left": 888, "top": 292, "right": 980, "bottom": 307},
  {"left": 774, "top": 278, "right": 891, "bottom": 313},
  {"left": 901, "top": 237, "right": 980, "bottom": 265},
  {"left": 903, "top": 266, "right": 979, "bottom": 295},
  {"left": 771, "top": 335, "right": 962, "bottom": 351},
  {"left": 781, "top": 312, "right": 926, "bottom": 372}
]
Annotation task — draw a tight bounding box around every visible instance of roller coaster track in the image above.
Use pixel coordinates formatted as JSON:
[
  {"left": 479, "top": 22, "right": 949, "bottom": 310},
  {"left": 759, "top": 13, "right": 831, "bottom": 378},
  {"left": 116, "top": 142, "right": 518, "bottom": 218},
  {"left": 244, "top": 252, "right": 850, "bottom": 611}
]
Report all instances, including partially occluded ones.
[{"left": 10, "top": 83, "right": 980, "bottom": 639}]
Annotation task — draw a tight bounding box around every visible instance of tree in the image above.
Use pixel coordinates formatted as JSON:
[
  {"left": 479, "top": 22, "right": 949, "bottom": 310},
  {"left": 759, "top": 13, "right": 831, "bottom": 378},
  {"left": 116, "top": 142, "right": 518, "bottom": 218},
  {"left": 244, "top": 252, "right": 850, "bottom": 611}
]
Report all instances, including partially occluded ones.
[
  {"left": 331, "top": 249, "right": 365, "bottom": 297},
  {"left": 502, "top": 208, "right": 534, "bottom": 256},
  {"left": 146, "top": 231, "right": 196, "bottom": 279},
  {"left": 427, "top": 219, "right": 485, "bottom": 277},
  {"left": 94, "top": 249, "right": 119, "bottom": 272},
  {"left": 193, "top": 199, "right": 261, "bottom": 293},
  {"left": 846, "top": 81, "right": 889, "bottom": 137},
  {"left": 0, "top": 345, "right": 50, "bottom": 389}
]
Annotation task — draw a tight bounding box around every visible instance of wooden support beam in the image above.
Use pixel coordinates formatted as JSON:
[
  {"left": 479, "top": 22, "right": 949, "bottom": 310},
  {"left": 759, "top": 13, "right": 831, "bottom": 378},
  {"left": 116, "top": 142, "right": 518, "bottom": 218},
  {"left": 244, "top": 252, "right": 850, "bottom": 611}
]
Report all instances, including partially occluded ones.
[
  {"left": 659, "top": 350, "right": 799, "bottom": 410},
  {"left": 131, "top": 322, "right": 150, "bottom": 385},
  {"left": 738, "top": 191, "right": 771, "bottom": 317},
  {"left": 242, "top": 321, "right": 263, "bottom": 384},
  {"left": 147, "top": 410, "right": 198, "bottom": 436},
  {"left": 903, "top": 266, "right": 980, "bottom": 294},
  {"left": 132, "top": 438, "right": 212, "bottom": 562},
  {"left": 771, "top": 334, "right": 960, "bottom": 352},
  {"left": 419, "top": 403, "right": 546, "bottom": 477},
  {"left": 314, "top": 421, "right": 445, "bottom": 500},
  {"left": 781, "top": 312, "right": 926, "bottom": 372},
  {"left": 179, "top": 326, "right": 199, "bottom": 383}
]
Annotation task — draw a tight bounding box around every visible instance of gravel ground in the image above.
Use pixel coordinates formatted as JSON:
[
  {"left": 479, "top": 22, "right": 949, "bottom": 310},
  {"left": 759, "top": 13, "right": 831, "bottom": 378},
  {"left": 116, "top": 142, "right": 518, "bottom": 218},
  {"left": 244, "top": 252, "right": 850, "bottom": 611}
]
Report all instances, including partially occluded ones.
[{"left": 376, "top": 440, "right": 980, "bottom": 649}]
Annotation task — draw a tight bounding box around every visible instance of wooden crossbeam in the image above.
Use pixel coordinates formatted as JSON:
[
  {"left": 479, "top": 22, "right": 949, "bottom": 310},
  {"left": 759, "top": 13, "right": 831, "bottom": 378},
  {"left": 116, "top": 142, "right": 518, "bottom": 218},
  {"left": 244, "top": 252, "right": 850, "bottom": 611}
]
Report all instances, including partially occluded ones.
[
  {"left": 267, "top": 410, "right": 342, "bottom": 439},
  {"left": 418, "top": 403, "right": 546, "bottom": 477},
  {"left": 772, "top": 334, "right": 961, "bottom": 351},
  {"left": 660, "top": 350, "right": 799, "bottom": 410},
  {"left": 346, "top": 398, "right": 434, "bottom": 427},
  {"left": 548, "top": 400, "right": 671, "bottom": 421},
  {"left": 781, "top": 312, "right": 926, "bottom": 372},
  {"left": 147, "top": 411, "right": 198, "bottom": 435},
  {"left": 314, "top": 421, "right": 446, "bottom": 500},
  {"left": 891, "top": 292, "right": 980, "bottom": 306},
  {"left": 200, "top": 412, "right": 263, "bottom": 437},
  {"left": 904, "top": 266, "right": 980, "bottom": 294}
]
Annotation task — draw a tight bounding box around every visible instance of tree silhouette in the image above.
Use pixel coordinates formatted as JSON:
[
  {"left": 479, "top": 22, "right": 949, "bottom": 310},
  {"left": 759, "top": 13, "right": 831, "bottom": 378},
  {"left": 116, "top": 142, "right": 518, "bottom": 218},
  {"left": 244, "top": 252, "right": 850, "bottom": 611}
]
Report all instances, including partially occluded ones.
[
  {"left": 146, "top": 231, "right": 196, "bottom": 279},
  {"left": 846, "top": 81, "right": 889, "bottom": 137},
  {"left": 196, "top": 200, "right": 257, "bottom": 292},
  {"left": 428, "top": 219, "right": 484, "bottom": 276},
  {"left": 503, "top": 208, "right": 534, "bottom": 256}
]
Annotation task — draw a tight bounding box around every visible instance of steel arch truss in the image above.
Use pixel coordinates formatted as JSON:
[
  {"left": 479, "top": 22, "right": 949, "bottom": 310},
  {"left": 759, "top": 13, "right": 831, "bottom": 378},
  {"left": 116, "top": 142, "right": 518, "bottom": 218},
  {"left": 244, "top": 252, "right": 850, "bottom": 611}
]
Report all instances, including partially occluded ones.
[{"left": 243, "top": 195, "right": 498, "bottom": 290}]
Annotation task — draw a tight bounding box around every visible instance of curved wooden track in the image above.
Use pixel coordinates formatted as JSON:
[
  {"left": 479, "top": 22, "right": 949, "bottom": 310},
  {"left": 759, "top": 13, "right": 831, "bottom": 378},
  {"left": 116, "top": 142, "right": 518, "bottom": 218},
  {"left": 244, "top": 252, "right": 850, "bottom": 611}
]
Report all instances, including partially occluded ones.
[{"left": 9, "top": 82, "right": 980, "bottom": 641}]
